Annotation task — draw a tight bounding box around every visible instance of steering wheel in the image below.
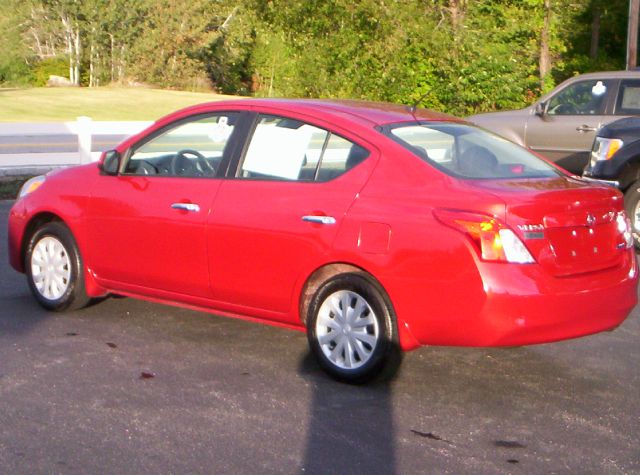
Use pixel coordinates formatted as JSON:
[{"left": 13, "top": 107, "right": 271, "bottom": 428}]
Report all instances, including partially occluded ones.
[{"left": 170, "top": 149, "right": 216, "bottom": 176}]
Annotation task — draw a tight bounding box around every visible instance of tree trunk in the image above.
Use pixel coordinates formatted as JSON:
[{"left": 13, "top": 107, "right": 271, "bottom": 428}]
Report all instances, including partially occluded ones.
[
  {"left": 590, "top": 5, "right": 600, "bottom": 59},
  {"left": 109, "top": 34, "right": 115, "bottom": 82},
  {"left": 90, "top": 41, "right": 95, "bottom": 87},
  {"left": 118, "top": 45, "right": 126, "bottom": 81},
  {"left": 445, "top": 0, "right": 467, "bottom": 57},
  {"left": 628, "top": 0, "right": 639, "bottom": 70},
  {"left": 539, "top": 0, "right": 552, "bottom": 90},
  {"left": 61, "top": 15, "right": 75, "bottom": 83},
  {"left": 74, "top": 29, "right": 81, "bottom": 86}
]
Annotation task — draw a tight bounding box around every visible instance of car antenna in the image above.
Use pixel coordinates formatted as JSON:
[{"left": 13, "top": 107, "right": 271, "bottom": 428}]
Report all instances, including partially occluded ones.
[{"left": 408, "top": 91, "right": 430, "bottom": 121}]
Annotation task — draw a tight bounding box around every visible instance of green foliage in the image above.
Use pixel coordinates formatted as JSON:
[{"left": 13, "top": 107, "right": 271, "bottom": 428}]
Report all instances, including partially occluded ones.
[
  {"left": 33, "top": 57, "right": 69, "bottom": 86},
  {"left": 0, "top": 57, "right": 34, "bottom": 86},
  {"left": 0, "top": 0, "right": 635, "bottom": 115}
]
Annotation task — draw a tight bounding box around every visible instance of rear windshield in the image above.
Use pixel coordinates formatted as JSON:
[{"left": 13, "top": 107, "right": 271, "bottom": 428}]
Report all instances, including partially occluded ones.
[{"left": 385, "top": 122, "right": 560, "bottom": 179}]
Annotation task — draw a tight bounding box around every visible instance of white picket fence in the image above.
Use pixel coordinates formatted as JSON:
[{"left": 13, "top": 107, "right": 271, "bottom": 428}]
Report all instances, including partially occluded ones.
[{"left": 0, "top": 118, "right": 152, "bottom": 175}]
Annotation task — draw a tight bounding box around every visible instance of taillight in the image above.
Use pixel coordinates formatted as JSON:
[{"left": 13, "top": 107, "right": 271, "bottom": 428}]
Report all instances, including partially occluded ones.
[{"left": 434, "top": 209, "right": 535, "bottom": 264}]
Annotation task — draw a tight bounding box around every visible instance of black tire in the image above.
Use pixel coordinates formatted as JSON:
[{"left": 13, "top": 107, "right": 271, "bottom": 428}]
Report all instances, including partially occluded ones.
[
  {"left": 24, "top": 222, "right": 90, "bottom": 312},
  {"left": 623, "top": 181, "right": 640, "bottom": 250},
  {"left": 306, "top": 273, "right": 402, "bottom": 384}
]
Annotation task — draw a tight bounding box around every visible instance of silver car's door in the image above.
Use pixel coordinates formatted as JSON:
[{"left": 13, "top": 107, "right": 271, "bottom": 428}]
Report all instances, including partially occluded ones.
[{"left": 525, "top": 79, "right": 613, "bottom": 173}]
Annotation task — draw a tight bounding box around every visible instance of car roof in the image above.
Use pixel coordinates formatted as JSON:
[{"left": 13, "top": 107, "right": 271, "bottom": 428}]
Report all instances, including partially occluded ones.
[
  {"left": 564, "top": 70, "right": 640, "bottom": 81},
  {"left": 174, "top": 98, "right": 462, "bottom": 128}
]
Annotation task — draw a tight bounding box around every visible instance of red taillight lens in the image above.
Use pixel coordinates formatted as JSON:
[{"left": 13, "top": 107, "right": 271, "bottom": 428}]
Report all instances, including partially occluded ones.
[{"left": 434, "top": 209, "right": 534, "bottom": 263}]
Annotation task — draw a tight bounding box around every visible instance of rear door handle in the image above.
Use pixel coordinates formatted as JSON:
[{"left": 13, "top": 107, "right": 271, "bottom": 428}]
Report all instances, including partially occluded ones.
[
  {"left": 576, "top": 125, "right": 597, "bottom": 133},
  {"left": 171, "top": 203, "right": 200, "bottom": 212},
  {"left": 302, "top": 215, "right": 336, "bottom": 225}
]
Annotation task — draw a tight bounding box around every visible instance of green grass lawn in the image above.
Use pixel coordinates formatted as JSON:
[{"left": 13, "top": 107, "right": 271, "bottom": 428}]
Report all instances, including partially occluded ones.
[{"left": 0, "top": 87, "right": 239, "bottom": 122}]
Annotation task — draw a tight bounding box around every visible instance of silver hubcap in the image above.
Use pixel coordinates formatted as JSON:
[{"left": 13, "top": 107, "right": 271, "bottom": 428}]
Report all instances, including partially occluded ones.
[
  {"left": 315, "top": 290, "right": 379, "bottom": 370},
  {"left": 31, "top": 236, "right": 71, "bottom": 300}
]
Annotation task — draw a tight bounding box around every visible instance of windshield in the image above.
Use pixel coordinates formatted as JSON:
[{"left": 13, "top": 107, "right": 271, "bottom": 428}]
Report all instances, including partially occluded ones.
[{"left": 386, "top": 122, "right": 560, "bottom": 179}]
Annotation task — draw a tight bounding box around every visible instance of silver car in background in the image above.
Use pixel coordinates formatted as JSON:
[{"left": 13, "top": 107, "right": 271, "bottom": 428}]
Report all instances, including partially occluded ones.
[{"left": 468, "top": 70, "right": 640, "bottom": 174}]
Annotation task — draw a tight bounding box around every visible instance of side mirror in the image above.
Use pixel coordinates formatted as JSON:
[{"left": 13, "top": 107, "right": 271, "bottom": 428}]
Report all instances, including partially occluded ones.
[
  {"left": 99, "top": 150, "right": 120, "bottom": 175},
  {"left": 534, "top": 102, "right": 546, "bottom": 117}
]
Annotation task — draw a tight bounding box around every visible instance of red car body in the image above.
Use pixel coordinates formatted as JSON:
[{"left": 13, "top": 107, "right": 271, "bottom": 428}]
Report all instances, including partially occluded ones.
[{"left": 7, "top": 99, "right": 638, "bottom": 355}]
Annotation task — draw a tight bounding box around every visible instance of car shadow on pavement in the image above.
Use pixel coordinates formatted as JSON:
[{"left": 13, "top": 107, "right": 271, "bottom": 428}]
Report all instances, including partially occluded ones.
[
  {"left": 298, "top": 351, "right": 397, "bottom": 475},
  {"left": 0, "top": 296, "right": 51, "bottom": 336}
]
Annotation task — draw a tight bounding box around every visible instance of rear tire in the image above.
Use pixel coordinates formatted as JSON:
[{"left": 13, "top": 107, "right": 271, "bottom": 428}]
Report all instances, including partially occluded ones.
[
  {"left": 25, "top": 222, "right": 90, "bottom": 312},
  {"left": 306, "top": 273, "right": 402, "bottom": 384},
  {"left": 623, "top": 181, "right": 640, "bottom": 250}
]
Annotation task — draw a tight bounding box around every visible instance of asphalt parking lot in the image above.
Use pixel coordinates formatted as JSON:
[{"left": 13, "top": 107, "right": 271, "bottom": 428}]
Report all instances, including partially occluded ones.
[{"left": 1, "top": 199, "right": 639, "bottom": 474}]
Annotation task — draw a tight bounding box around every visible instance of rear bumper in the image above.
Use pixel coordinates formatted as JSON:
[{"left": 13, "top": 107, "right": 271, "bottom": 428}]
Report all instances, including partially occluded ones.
[{"left": 399, "top": 252, "right": 638, "bottom": 348}]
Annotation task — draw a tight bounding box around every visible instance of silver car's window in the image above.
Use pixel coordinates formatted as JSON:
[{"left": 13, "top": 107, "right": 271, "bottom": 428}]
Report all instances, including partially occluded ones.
[
  {"left": 615, "top": 79, "right": 640, "bottom": 115},
  {"left": 546, "top": 80, "right": 609, "bottom": 116},
  {"left": 388, "top": 122, "right": 560, "bottom": 179}
]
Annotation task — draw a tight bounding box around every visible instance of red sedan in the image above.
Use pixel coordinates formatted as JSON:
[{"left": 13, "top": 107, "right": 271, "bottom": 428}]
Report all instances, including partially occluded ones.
[{"left": 7, "top": 99, "right": 638, "bottom": 383}]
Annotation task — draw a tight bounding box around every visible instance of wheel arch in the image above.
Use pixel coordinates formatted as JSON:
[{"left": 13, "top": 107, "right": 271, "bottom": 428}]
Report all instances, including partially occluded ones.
[
  {"left": 297, "top": 262, "right": 421, "bottom": 351},
  {"left": 20, "top": 211, "right": 106, "bottom": 297},
  {"left": 20, "top": 212, "right": 65, "bottom": 271},
  {"left": 618, "top": 145, "right": 640, "bottom": 191}
]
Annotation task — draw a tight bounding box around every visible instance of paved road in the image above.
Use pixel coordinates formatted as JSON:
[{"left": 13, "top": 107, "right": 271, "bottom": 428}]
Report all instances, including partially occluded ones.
[
  {"left": 0, "top": 135, "right": 127, "bottom": 154},
  {"left": 1, "top": 200, "right": 639, "bottom": 474}
]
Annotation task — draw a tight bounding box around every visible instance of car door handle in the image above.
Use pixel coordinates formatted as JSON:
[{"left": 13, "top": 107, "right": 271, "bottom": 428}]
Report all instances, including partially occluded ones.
[
  {"left": 302, "top": 215, "right": 336, "bottom": 225},
  {"left": 171, "top": 202, "right": 200, "bottom": 212},
  {"left": 576, "top": 125, "right": 597, "bottom": 133}
]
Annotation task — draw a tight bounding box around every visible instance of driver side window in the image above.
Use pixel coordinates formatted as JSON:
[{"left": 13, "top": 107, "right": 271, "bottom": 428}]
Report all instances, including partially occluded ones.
[
  {"left": 546, "top": 80, "right": 609, "bottom": 116},
  {"left": 125, "top": 113, "right": 238, "bottom": 177}
]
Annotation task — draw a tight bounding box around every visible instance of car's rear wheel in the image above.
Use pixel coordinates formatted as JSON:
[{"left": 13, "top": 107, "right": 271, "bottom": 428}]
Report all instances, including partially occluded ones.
[
  {"left": 306, "top": 273, "right": 401, "bottom": 383},
  {"left": 624, "top": 181, "right": 640, "bottom": 249},
  {"left": 25, "top": 222, "right": 90, "bottom": 311}
]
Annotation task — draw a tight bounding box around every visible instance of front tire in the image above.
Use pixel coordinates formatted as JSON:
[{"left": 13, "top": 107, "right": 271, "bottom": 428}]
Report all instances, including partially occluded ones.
[
  {"left": 306, "top": 273, "right": 401, "bottom": 384},
  {"left": 25, "top": 222, "right": 90, "bottom": 311},
  {"left": 624, "top": 181, "right": 640, "bottom": 249}
]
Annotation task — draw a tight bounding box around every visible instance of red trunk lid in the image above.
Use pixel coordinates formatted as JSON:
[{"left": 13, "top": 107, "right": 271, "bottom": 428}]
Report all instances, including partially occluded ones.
[{"left": 466, "top": 177, "right": 627, "bottom": 276}]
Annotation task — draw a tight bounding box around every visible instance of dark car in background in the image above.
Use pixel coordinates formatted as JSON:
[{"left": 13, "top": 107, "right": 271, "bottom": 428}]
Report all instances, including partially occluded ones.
[
  {"left": 469, "top": 71, "right": 640, "bottom": 174},
  {"left": 583, "top": 116, "right": 640, "bottom": 247}
]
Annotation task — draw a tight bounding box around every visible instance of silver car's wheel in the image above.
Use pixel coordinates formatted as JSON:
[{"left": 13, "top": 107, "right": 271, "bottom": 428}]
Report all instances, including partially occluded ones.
[
  {"left": 307, "top": 273, "right": 401, "bottom": 384},
  {"left": 315, "top": 290, "right": 379, "bottom": 370},
  {"left": 25, "top": 222, "right": 90, "bottom": 312},
  {"left": 30, "top": 236, "right": 72, "bottom": 300}
]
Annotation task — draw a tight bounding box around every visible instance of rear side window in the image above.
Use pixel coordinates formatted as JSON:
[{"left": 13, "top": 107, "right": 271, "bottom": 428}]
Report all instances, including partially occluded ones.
[
  {"left": 387, "top": 122, "right": 560, "bottom": 179},
  {"left": 239, "top": 114, "right": 369, "bottom": 181},
  {"left": 615, "top": 80, "right": 640, "bottom": 115}
]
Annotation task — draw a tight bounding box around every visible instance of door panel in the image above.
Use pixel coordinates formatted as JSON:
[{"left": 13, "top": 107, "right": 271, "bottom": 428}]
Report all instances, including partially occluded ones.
[
  {"left": 87, "top": 176, "right": 220, "bottom": 297},
  {"left": 525, "top": 114, "right": 605, "bottom": 172},
  {"left": 86, "top": 112, "right": 243, "bottom": 297},
  {"left": 525, "top": 79, "right": 612, "bottom": 173},
  {"left": 207, "top": 180, "right": 361, "bottom": 316}
]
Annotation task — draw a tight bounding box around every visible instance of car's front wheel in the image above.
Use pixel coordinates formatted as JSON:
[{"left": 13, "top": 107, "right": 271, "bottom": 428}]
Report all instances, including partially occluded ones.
[
  {"left": 306, "top": 273, "right": 401, "bottom": 383},
  {"left": 25, "top": 222, "right": 90, "bottom": 311}
]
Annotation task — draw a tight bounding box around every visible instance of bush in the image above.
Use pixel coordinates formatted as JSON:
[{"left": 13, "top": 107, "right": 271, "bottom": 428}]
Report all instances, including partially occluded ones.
[
  {"left": 0, "top": 56, "right": 34, "bottom": 86},
  {"left": 33, "top": 57, "right": 69, "bottom": 87}
]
